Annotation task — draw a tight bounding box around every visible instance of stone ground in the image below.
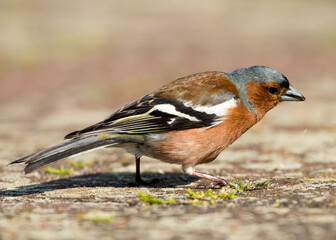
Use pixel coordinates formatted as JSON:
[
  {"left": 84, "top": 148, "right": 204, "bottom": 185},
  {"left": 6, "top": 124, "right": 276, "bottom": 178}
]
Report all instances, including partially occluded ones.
[
  {"left": 0, "top": 1, "right": 336, "bottom": 239},
  {"left": 0, "top": 80, "right": 335, "bottom": 240}
]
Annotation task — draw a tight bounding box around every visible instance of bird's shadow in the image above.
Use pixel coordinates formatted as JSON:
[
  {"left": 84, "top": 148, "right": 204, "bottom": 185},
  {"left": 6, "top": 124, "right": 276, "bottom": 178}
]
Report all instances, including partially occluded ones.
[{"left": 0, "top": 172, "right": 199, "bottom": 197}]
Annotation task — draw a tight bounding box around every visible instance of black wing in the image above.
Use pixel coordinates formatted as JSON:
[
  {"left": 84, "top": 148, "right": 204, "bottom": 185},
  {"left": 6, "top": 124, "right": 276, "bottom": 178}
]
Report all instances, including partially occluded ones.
[{"left": 64, "top": 94, "right": 221, "bottom": 138}]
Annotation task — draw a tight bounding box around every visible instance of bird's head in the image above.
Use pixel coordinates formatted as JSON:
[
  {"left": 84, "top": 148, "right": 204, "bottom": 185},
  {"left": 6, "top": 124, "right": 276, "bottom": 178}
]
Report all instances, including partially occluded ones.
[{"left": 226, "top": 65, "right": 305, "bottom": 118}]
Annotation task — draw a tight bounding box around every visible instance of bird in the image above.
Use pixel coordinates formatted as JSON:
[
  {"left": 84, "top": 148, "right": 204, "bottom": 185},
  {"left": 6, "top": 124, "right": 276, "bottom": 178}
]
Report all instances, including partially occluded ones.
[{"left": 9, "top": 66, "right": 305, "bottom": 186}]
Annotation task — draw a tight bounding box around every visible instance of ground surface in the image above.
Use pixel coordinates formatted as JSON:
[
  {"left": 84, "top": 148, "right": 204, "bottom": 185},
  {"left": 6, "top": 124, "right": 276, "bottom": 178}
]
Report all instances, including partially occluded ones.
[{"left": 0, "top": 1, "right": 336, "bottom": 240}]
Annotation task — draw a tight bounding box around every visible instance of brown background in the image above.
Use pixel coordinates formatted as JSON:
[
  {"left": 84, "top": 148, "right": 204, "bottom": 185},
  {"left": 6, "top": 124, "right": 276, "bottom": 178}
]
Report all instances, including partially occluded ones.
[{"left": 0, "top": 1, "right": 335, "bottom": 239}]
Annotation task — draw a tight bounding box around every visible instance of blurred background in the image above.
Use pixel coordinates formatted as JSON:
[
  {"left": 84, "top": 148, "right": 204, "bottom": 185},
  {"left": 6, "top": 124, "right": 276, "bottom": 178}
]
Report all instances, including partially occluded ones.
[
  {"left": 1, "top": 0, "right": 335, "bottom": 105},
  {"left": 0, "top": 0, "right": 335, "bottom": 160},
  {"left": 0, "top": 0, "right": 334, "bottom": 156},
  {"left": 1, "top": 1, "right": 336, "bottom": 239}
]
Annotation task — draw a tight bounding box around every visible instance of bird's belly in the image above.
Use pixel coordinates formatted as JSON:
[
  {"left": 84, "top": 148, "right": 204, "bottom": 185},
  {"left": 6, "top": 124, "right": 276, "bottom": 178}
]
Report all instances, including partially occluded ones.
[
  {"left": 142, "top": 112, "right": 258, "bottom": 167},
  {"left": 139, "top": 129, "right": 233, "bottom": 166},
  {"left": 114, "top": 143, "right": 142, "bottom": 159}
]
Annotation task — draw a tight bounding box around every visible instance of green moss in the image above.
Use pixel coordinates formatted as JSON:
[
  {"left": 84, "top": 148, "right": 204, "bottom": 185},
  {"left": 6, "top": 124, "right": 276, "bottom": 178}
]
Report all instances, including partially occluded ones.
[
  {"left": 165, "top": 198, "right": 176, "bottom": 205},
  {"left": 87, "top": 215, "right": 113, "bottom": 224},
  {"left": 44, "top": 166, "right": 73, "bottom": 175},
  {"left": 255, "top": 181, "right": 272, "bottom": 188},
  {"left": 229, "top": 180, "right": 271, "bottom": 192},
  {"left": 70, "top": 159, "right": 93, "bottom": 169},
  {"left": 186, "top": 188, "right": 234, "bottom": 205},
  {"left": 77, "top": 213, "right": 114, "bottom": 224},
  {"left": 138, "top": 192, "right": 175, "bottom": 205}
]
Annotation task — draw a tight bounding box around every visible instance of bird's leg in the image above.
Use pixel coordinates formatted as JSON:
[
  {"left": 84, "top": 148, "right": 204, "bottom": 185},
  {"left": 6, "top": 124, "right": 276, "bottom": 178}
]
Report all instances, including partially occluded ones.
[
  {"left": 183, "top": 166, "right": 228, "bottom": 187},
  {"left": 133, "top": 156, "right": 159, "bottom": 185},
  {"left": 135, "top": 156, "right": 144, "bottom": 184}
]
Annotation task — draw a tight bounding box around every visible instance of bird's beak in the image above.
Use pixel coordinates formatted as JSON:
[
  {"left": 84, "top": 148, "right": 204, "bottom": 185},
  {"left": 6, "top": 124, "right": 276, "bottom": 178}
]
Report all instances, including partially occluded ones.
[{"left": 280, "top": 86, "right": 305, "bottom": 102}]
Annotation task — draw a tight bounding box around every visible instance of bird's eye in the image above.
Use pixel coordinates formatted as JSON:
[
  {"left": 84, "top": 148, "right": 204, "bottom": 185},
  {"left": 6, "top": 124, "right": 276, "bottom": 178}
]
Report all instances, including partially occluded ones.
[{"left": 268, "top": 87, "right": 279, "bottom": 94}]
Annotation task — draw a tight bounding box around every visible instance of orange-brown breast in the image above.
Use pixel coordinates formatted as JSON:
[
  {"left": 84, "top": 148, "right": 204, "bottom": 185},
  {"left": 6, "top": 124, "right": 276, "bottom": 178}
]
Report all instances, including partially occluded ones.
[{"left": 145, "top": 102, "right": 259, "bottom": 168}]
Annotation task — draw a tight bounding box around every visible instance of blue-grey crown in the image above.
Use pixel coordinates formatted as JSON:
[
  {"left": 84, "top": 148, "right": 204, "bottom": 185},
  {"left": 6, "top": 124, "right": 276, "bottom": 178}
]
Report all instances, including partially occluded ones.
[{"left": 225, "top": 66, "right": 289, "bottom": 113}]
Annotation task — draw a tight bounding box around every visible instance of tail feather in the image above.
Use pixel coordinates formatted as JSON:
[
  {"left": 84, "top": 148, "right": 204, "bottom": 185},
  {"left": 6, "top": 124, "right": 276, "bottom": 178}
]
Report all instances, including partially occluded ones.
[{"left": 9, "top": 135, "right": 116, "bottom": 174}]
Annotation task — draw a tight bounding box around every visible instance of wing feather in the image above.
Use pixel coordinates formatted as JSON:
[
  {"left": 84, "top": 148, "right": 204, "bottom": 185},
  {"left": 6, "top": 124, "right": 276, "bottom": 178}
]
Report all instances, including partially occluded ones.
[{"left": 65, "top": 72, "right": 240, "bottom": 139}]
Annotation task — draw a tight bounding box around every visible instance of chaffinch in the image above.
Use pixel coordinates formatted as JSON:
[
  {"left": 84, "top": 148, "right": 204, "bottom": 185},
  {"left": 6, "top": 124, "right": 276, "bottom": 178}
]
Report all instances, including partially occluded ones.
[{"left": 10, "top": 66, "right": 305, "bottom": 186}]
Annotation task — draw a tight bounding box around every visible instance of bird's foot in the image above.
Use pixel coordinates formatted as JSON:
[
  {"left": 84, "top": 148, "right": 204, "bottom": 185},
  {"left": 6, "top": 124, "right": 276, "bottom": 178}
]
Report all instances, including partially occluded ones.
[
  {"left": 183, "top": 166, "right": 228, "bottom": 188},
  {"left": 128, "top": 176, "right": 160, "bottom": 187},
  {"left": 195, "top": 179, "right": 228, "bottom": 189},
  {"left": 209, "top": 181, "right": 227, "bottom": 189},
  {"left": 210, "top": 177, "right": 228, "bottom": 187}
]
